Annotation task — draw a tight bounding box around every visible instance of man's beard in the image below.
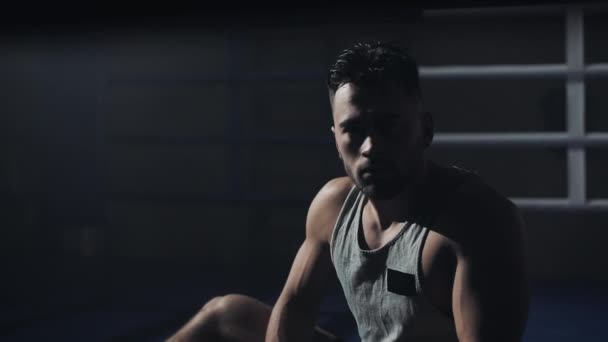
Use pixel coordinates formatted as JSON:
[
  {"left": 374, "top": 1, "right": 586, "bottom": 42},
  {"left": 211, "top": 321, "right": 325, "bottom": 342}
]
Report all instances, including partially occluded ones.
[
  {"left": 359, "top": 175, "right": 407, "bottom": 200},
  {"left": 343, "top": 162, "right": 411, "bottom": 200}
]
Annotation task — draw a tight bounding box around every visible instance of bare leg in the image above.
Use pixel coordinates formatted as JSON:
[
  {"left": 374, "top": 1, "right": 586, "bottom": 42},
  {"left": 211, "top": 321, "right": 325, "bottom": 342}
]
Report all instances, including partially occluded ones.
[{"left": 166, "top": 294, "right": 340, "bottom": 342}]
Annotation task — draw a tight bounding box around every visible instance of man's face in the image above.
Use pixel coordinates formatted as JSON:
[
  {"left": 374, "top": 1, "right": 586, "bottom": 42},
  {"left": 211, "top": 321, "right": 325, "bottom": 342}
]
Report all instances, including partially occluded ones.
[{"left": 331, "top": 82, "right": 430, "bottom": 200}]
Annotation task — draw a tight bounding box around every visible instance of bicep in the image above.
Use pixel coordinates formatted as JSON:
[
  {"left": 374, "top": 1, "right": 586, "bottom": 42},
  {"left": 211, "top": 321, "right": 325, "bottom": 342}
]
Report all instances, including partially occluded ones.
[
  {"left": 266, "top": 238, "right": 334, "bottom": 342},
  {"left": 279, "top": 238, "right": 333, "bottom": 305},
  {"left": 266, "top": 178, "right": 348, "bottom": 342},
  {"left": 452, "top": 219, "right": 529, "bottom": 341},
  {"left": 278, "top": 177, "right": 349, "bottom": 301}
]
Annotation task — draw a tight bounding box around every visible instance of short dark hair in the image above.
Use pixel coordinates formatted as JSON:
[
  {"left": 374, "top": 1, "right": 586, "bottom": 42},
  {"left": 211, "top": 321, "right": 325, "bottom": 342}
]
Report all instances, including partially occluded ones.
[{"left": 327, "top": 41, "right": 421, "bottom": 100}]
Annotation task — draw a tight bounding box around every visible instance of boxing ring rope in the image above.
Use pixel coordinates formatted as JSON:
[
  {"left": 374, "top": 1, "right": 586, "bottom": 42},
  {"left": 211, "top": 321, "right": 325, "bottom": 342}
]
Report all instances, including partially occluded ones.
[
  {"left": 422, "top": 3, "right": 608, "bottom": 17},
  {"left": 420, "top": 64, "right": 608, "bottom": 79},
  {"left": 433, "top": 133, "right": 608, "bottom": 148}
]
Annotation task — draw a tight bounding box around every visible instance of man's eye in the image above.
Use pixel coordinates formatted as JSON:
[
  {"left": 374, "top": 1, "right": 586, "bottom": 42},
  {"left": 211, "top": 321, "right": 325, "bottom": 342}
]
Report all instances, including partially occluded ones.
[
  {"left": 378, "top": 120, "right": 401, "bottom": 134},
  {"left": 380, "top": 122, "right": 398, "bottom": 133},
  {"left": 345, "top": 125, "right": 364, "bottom": 135}
]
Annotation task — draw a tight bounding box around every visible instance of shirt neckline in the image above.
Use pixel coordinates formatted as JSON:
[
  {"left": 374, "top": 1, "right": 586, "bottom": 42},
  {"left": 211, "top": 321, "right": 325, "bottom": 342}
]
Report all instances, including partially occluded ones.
[{"left": 355, "top": 192, "right": 412, "bottom": 255}]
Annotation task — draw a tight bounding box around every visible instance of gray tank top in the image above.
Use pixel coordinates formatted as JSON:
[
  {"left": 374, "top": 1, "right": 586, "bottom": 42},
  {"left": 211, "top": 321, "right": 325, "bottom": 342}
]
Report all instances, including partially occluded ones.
[{"left": 330, "top": 186, "right": 458, "bottom": 342}]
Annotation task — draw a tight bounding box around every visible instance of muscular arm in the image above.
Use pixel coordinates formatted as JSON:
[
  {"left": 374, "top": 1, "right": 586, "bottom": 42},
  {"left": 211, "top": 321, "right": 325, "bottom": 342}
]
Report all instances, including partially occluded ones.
[
  {"left": 265, "top": 178, "right": 351, "bottom": 342},
  {"left": 451, "top": 194, "right": 529, "bottom": 342}
]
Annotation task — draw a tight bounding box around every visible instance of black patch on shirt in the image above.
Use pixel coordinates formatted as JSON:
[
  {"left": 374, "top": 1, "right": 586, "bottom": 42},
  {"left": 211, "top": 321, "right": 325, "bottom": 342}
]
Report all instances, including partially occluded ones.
[{"left": 387, "top": 268, "right": 417, "bottom": 296}]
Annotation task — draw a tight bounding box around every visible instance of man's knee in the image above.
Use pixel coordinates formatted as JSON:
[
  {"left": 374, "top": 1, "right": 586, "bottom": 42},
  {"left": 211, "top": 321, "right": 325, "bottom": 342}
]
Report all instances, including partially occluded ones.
[
  {"left": 202, "top": 294, "right": 248, "bottom": 317},
  {"left": 185, "top": 294, "right": 269, "bottom": 341},
  {"left": 200, "top": 295, "right": 225, "bottom": 316},
  {"left": 168, "top": 295, "right": 244, "bottom": 342},
  {"left": 197, "top": 294, "right": 267, "bottom": 329}
]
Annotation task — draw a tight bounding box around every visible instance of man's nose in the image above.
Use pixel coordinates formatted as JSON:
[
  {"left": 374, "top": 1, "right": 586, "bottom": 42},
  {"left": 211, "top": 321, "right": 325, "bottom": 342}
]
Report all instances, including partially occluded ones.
[
  {"left": 361, "top": 130, "right": 383, "bottom": 157},
  {"left": 361, "top": 134, "right": 373, "bottom": 157}
]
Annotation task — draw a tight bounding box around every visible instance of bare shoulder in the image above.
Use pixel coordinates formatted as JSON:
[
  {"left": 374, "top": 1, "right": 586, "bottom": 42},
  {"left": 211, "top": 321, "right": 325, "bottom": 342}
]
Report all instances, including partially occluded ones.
[
  {"left": 452, "top": 176, "right": 520, "bottom": 222},
  {"left": 435, "top": 174, "right": 524, "bottom": 255},
  {"left": 306, "top": 177, "right": 354, "bottom": 244}
]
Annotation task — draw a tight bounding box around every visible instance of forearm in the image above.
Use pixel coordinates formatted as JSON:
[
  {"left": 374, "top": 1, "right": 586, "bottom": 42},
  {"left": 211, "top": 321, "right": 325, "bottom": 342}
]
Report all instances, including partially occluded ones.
[{"left": 265, "top": 295, "right": 319, "bottom": 342}]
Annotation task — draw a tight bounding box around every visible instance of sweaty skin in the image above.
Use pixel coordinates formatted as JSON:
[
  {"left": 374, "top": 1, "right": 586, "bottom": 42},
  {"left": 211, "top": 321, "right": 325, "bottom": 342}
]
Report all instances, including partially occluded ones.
[{"left": 266, "top": 82, "right": 528, "bottom": 341}]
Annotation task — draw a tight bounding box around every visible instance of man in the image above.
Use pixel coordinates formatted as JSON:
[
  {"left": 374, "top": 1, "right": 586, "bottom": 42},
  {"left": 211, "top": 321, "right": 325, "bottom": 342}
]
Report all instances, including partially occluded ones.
[{"left": 168, "top": 41, "right": 529, "bottom": 342}]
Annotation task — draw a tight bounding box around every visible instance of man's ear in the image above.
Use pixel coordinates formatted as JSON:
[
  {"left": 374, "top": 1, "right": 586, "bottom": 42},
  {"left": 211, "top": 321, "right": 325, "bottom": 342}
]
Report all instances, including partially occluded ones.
[
  {"left": 421, "top": 111, "right": 434, "bottom": 148},
  {"left": 331, "top": 126, "right": 343, "bottom": 160}
]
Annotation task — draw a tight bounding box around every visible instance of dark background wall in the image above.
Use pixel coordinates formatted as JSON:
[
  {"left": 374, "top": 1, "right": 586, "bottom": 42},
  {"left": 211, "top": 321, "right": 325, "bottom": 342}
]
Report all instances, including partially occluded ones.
[{"left": 1, "top": 2, "right": 607, "bottom": 326}]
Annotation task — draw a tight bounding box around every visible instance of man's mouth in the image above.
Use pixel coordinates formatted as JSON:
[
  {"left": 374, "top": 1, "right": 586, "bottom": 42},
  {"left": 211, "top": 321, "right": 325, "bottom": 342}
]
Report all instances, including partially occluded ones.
[
  {"left": 361, "top": 163, "right": 389, "bottom": 173},
  {"left": 361, "top": 164, "right": 391, "bottom": 179}
]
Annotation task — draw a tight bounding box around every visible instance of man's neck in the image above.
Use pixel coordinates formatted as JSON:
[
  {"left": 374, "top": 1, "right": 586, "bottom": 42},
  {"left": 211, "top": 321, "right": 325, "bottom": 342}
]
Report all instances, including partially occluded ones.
[{"left": 364, "top": 160, "right": 431, "bottom": 231}]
